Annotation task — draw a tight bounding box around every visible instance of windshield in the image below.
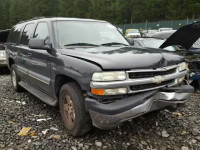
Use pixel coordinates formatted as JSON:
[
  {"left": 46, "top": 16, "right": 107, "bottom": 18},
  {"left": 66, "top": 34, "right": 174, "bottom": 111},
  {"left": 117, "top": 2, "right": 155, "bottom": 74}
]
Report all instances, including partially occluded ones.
[
  {"left": 53, "top": 21, "right": 129, "bottom": 48},
  {"left": 142, "top": 39, "right": 177, "bottom": 51}
]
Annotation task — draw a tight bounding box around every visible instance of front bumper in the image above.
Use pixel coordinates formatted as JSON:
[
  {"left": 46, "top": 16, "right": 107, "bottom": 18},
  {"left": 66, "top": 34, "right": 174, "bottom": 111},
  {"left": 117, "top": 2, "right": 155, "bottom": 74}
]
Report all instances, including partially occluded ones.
[
  {"left": 0, "top": 58, "right": 7, "bottom": 67},
  {"left": 86, "top": 85, "right": 194, "bottom": 129}
]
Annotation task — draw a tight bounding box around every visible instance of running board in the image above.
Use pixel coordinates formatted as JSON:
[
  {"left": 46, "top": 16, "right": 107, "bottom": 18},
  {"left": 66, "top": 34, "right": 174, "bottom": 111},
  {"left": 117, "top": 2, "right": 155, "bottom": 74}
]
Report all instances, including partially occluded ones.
[{"left": 19, "top": 81, "right": 58, "bottom": 106}]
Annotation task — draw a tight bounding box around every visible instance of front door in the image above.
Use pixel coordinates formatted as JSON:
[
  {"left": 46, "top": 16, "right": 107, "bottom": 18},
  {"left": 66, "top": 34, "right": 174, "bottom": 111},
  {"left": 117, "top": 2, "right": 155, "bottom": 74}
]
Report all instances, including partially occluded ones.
[{"left": 27, "top": 22, "right": 53, "bottom": 96}]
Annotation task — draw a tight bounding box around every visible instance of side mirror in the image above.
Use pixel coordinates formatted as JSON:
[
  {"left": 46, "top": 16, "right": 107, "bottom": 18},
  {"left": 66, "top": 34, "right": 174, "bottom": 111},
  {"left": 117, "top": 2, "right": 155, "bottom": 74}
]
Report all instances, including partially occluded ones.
[
  {"left": 126, "top": 38, "right": 134, "bottom": 45},
  {"left": 29, "top": 38, "right": 52, "bottom": 50}
]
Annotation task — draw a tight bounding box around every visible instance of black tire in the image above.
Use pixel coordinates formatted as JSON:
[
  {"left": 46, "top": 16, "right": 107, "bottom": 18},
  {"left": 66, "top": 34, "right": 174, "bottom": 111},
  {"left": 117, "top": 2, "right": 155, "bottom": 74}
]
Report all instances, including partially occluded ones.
[
  {"left": 10, "top": 65, "right": 22, "bottom": 92},
  {"left": 191, "top": 80, "right": 200, "bottom": 92},
  {"left": 59, "top": 82, "right": 92, "bottom": 136}
]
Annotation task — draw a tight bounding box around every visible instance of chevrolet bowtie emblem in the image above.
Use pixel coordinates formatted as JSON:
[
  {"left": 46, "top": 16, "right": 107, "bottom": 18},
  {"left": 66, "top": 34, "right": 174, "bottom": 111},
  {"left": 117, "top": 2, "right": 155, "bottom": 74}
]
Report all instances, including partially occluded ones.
[{"left": 154, "top": 76, "right": 165, "bottom": 84}]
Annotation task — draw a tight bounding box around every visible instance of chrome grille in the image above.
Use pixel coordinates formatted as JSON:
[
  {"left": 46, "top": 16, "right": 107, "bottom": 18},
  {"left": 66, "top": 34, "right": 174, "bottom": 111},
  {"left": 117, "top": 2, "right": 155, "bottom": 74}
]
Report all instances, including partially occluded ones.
[
  {"left": 130, "top": 79, "right": 174, "bottom": 91},
  {"left": 128, "top": 68, "right": 177, "bottom": 79},
  {"left": 91, "top": 65, "right": 187, "bottom": 94}
]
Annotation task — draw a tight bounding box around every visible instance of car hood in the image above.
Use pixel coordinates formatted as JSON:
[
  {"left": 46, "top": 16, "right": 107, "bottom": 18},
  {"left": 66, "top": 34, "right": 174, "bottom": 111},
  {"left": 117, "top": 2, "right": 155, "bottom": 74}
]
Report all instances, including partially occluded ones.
[
  {"left": 61, "top": 46, "right": 183, "bottom": 70},
  {"left": 160, "top": 21, "right": 200, "bottom": 50}
]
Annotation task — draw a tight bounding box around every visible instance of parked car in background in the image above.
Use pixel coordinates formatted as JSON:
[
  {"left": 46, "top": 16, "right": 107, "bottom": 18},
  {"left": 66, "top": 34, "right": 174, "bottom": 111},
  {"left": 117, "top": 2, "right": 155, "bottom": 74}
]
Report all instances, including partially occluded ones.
[
  {"left": 143, "top": 29, "right": 157, "bottom": 37},
  {"left": 6, "top": 17, "right": 193, "bottom": 136},
  {"left": 0, "top": 30, "right": 10, "bottom": 67},
  {"left": 132, "top": 37, "right": 179, "bottom": 51},
  {"left": 151, "top": 29, "right": 200, "bottom": 50},
  {"left": 159, "top": 21, "right": 200, "bottom": 89},
  {"left": 151, "top": 30, "right": 176, "bottom": 39},
  {"left": 158, "top": 28, "right": 173, "bottom": 32},
  {"left": 125, "top": 29, "right": 141, "bottom": 38}
]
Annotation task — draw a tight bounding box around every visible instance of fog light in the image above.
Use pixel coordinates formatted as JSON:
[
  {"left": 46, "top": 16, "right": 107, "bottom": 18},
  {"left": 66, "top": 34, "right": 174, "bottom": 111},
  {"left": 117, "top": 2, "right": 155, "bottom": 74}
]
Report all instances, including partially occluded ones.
[
  {"left": 91, "top": 88, "right": 127, "bottom": 95},
  {"left": 178, "top": 76, "right": 185, "bottom": 83},
  {"left": 104, "top": 88, "right": 127, "bottom": 95},
  {"left": 178, "top": 62, "right": 188, "bottom": 72}
]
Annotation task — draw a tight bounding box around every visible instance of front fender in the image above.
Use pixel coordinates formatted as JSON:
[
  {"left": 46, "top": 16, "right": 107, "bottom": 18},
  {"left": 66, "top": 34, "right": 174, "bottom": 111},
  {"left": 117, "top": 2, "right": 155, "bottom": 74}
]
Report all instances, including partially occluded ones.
[{"left": 51, "top": 54, "right": 102, "bottom": 92}]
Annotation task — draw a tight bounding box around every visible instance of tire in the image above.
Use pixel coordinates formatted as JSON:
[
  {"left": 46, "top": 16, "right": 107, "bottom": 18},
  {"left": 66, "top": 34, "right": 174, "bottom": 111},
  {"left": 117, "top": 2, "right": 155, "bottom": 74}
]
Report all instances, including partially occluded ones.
[
  {"left": 191, "top": 80, "right": 200, "bottom": 92},
  {"left": 10, "top": 65, "right": 22, "bottom": 92},
  {"left": 59, "top": 82, "right": 92, "bottom": 136}
]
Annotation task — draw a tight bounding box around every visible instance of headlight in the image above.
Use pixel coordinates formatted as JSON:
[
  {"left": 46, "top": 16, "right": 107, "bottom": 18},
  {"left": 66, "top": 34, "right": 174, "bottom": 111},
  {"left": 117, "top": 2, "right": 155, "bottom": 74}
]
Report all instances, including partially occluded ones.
[
  {"left": 178, "top": 76, "right": 185, "bottom": 83},
  {"left": 178, "top": 62, "right": 188, "bottom": 72},
  {"left": 0, "top": 51, "right": 6, "bottom": 58},
  {"left": 92, "top": 71, "right": 126, "bottom": 81},
  {"left": 91, "top": 88, "right": 128, "bottom": 95}
]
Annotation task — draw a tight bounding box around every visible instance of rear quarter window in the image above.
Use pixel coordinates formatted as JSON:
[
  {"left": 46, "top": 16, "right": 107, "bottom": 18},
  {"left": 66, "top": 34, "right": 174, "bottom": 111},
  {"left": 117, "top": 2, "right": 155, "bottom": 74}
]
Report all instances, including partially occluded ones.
[
  {"left": 7, "top": 24, "right": 23, "bottom": 44},
  {"left": 0, "top": 44, "right": 5, "bottom": 50}
]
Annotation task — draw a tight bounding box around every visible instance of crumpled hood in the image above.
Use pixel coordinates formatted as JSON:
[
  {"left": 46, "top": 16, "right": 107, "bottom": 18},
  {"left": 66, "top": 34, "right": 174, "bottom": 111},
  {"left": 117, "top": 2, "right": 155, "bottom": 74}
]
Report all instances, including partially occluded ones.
[
  {"left": 61, "top": 46, "right": 183, "bottom": 70},
  {"left": 160, "top": 21, "right": 200, "bottom": 50}
]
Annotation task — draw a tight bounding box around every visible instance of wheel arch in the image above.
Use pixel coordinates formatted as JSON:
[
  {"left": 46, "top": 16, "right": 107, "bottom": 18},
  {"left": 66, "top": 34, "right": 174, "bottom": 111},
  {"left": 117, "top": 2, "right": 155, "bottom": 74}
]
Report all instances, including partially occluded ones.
[{"left": 54, "top": 74, "right": 85, "bottom": 100}]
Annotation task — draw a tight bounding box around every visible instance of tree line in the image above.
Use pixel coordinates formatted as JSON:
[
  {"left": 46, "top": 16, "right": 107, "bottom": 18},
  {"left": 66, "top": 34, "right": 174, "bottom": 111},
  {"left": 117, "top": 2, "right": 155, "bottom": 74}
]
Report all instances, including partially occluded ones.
[{"left": 0, "top": 0, "right": 199, "bottom": 30}]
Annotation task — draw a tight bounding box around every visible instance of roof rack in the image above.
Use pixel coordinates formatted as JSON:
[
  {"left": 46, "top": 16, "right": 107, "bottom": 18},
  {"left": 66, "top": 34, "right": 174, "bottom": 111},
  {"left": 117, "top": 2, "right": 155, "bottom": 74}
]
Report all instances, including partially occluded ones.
[{"left": 17, "top": 16, "right": 48, "bottom": 24}]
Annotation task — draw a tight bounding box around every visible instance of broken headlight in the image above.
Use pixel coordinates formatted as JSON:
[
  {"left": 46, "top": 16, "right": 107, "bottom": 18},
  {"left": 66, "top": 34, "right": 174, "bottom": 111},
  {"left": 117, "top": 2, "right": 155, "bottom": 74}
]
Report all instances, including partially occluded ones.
[{"left": 178, "top": 62, "right": 188, "bottom": 72}]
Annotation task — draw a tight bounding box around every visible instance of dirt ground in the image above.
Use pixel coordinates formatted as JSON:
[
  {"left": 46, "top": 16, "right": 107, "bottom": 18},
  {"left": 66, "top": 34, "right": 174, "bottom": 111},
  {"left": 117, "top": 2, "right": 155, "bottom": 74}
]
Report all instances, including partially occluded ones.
[{"left": 0, "top": 68, "right": 200, "bottom": 150}]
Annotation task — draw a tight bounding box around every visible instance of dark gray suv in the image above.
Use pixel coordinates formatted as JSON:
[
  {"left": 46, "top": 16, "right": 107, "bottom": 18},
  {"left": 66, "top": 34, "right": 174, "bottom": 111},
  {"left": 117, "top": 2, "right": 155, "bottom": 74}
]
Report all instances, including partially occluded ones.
[{"left": 6, "top": 17, "right": 194, "bottom": 136}]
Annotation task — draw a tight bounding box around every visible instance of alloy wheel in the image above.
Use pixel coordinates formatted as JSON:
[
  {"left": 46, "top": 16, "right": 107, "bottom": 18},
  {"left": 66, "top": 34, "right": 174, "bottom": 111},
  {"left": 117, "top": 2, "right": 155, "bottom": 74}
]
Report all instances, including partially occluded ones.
[{"left": 63, "top": 95, "right": 76, "bottom": 130}]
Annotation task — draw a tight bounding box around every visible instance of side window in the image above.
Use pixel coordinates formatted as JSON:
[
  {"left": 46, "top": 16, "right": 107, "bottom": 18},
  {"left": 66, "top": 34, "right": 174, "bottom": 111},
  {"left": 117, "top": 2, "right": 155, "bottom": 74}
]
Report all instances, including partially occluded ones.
[
  {"left": 20, "top": 23, "right": 35, "bottom": 45},
  {"left": 7, "top": 24, "right": 23, "bottom": 43},
  {"left": 33, "top": 22, "right": 49, "bottom": 40}
]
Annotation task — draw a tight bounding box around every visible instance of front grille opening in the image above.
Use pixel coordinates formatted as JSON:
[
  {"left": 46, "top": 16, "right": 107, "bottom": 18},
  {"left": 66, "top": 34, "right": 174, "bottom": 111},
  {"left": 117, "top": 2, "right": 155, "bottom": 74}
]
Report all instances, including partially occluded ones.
[
  {"left": 130, "top": 80, "right": 174, "bottom": 91},
  {"left": 129, "top": 68, "right": 176, "bottom": 79}
]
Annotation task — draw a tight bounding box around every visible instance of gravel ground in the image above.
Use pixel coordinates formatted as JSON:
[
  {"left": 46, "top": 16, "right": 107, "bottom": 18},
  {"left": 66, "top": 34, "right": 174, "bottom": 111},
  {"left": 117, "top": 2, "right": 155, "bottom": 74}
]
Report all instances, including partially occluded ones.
[{"left": 0, "top": 68, "right": 200, "bottom": 150}]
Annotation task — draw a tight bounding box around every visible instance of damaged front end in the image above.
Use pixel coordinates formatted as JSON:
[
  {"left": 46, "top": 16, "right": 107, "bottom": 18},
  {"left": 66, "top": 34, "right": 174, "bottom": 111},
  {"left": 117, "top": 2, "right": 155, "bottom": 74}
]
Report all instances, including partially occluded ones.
[
  {"left": 85, "top": 63, "right": 194, "bottom": 129},
  {"left": 86, "top": 85, "right": 193, "bottom": 129},
  {"left": 160, "top": 21, "right": 200, "bottom": 89}
]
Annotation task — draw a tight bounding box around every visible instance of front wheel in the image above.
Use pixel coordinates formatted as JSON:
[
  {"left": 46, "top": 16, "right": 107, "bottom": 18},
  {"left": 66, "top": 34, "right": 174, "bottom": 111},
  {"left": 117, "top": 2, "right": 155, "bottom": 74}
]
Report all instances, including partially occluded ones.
[
  {"left": 11, "top": 65, "right": 22, "bottom": 92},
  {"left": 59, "top": 82, "right": 92, "bottom": 136}
]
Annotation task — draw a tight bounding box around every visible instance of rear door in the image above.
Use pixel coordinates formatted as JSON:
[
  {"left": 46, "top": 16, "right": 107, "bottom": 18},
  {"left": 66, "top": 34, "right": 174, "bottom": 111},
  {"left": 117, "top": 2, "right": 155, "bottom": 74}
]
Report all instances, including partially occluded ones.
[
  {"left": 27, "top": 21, "right": 53, "bottom": 96},
  {"left": 16, "top": 23, "right": 35, "bottom": 81}
]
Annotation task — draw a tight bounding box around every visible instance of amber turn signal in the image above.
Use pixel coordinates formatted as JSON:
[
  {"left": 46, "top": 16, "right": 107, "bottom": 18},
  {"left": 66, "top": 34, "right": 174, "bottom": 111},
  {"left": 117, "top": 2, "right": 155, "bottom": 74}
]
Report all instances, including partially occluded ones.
[{"left": 91, "top": 88, "right": 104, "bottom": 95}]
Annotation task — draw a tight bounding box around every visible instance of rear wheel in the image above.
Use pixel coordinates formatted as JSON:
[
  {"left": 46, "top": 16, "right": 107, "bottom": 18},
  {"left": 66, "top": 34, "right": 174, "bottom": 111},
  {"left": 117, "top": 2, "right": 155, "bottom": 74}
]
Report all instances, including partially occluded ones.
[
  {"left": 11, "top": 65, "right": 22, "bottom": 92},
  {"left": 59, "top": 82, "right": 92, "bottom": 136}
]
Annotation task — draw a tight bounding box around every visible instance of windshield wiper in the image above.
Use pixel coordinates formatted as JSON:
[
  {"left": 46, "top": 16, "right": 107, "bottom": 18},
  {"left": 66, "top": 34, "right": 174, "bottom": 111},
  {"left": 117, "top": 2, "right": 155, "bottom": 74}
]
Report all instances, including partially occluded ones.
[
  {"left": 64, "top": 43, "right": 99, "bottom": 47},
  {"left": 101, "top": 42, "right": 128, "bottom": 46}
]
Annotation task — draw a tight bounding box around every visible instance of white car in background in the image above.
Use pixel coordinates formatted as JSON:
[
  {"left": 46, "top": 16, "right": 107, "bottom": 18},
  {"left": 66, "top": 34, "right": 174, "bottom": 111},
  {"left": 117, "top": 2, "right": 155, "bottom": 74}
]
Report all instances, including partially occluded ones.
[
  {"left": 158, "top": 28, "right": 173, "bottom": 32},
  {"left": 0, "top": 30, "right": 10, "bottom": 67},
  {"left": 0, "top": 44, "right": 6, "bottom": 67},
  {"left": 125, "top": 29, "right": 141, "bottom": 38}
]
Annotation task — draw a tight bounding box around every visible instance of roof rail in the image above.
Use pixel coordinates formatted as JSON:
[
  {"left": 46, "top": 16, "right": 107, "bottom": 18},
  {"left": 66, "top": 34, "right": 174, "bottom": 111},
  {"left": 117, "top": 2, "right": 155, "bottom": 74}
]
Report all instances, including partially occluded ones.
[
  {"left": 0, "top": 29, "right": 11, "bottom": 32},
  {"left": 17, "top": 16, "right": 47, "bottom": 24}
]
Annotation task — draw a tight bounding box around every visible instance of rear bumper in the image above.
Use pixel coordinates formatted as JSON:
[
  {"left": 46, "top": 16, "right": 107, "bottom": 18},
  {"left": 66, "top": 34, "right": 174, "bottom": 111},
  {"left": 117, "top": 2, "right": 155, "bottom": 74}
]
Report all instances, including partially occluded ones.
[{"left": 85, "top": 85, "right": 194, "bottom": 129}]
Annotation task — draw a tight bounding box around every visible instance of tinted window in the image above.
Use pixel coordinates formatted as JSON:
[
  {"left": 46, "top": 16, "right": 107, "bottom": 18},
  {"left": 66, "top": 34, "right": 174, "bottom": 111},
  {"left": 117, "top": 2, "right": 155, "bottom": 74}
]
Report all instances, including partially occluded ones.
[
  {"left": 33, "top": 22, "right": 49, "bottom": 40},
  {"left": 0, "top": 44, "right": 5, "bottom": 50},
  {"left": 7, "top": 24, "right": 23, "bottom": 43},
  {"left": 20, "top": 23, "right": 35, "bottom": 45}
]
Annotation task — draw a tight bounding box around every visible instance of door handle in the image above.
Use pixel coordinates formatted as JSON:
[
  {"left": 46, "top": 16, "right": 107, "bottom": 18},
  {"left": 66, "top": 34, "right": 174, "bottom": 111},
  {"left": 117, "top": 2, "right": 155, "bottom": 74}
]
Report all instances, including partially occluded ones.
[{"left": 27, "top": 53, "right": 32, "bottom": 57}]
